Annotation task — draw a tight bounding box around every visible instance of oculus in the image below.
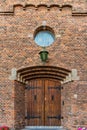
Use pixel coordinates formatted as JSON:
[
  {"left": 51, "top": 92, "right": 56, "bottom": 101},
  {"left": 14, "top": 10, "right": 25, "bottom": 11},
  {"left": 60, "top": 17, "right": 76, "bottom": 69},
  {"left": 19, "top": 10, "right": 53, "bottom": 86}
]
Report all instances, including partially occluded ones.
[{"left": 34, "top": 26, "right": 55, "bottom": 47}]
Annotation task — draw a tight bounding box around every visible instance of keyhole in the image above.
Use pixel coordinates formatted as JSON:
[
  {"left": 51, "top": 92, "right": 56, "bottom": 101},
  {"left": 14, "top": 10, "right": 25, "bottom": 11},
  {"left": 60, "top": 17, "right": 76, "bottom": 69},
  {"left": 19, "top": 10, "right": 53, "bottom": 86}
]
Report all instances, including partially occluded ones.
[{"left": 51, "top": 95, "right": 54, "bottom": 101}]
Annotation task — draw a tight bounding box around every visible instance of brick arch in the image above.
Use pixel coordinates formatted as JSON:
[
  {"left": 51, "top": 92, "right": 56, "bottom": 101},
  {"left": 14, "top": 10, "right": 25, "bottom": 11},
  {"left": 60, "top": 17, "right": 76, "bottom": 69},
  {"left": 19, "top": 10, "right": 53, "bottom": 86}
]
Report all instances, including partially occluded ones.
[
  {"left": 14, "top": 4, "right": 25, "bottom": 8},
  {"left": 37, "top": 4, "right": 48, "bottom": 8},
  {"left": 17, "top": 66, "right": 71, "bottom": 84},
  {"left": 61, "top": 4, "right": 72, "bottom": 11},
  {"left": 33, "top": 26, "right": 55, "bottom": 40},
  {"left": 50, "top": 4, "right": 60, "bottom": 8},
  {"left": 61, "top": 4, "right": 72, "bottom": 8},
  {"left": 25, "top": 4, "right": 36, "bottom": 8}
]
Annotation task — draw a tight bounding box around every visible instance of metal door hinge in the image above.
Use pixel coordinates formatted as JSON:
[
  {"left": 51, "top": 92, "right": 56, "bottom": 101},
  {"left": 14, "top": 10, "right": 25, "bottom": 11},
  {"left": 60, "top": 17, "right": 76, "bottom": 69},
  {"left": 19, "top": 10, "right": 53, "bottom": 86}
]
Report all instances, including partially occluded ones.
[
  {"left": 25, "top": 115, "right": 41, "bottom": 120},
  {"left": 48, "top": 86, "right": 63, "bottom": 90},
  {"left": 25, "top": 86, "right": 41, "bottom": 90},
  {"left": 47, "top": 115, "right": 63, "bottom": 120}
]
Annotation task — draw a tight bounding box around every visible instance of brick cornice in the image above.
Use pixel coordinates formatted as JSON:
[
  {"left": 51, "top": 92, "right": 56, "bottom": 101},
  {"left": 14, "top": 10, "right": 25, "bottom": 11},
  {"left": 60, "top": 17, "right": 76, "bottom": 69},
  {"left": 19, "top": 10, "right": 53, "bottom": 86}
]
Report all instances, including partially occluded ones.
[{"left": 0, "top": 4, "right": 87, "bottom": 16}]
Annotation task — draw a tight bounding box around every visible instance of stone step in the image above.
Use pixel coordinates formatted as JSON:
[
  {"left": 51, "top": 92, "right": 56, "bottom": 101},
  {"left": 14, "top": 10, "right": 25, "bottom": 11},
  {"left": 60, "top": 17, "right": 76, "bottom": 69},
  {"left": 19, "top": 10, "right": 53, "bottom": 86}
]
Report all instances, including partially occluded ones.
[{"left": 21, "top": 126, "right": 65, "bottom": 130}]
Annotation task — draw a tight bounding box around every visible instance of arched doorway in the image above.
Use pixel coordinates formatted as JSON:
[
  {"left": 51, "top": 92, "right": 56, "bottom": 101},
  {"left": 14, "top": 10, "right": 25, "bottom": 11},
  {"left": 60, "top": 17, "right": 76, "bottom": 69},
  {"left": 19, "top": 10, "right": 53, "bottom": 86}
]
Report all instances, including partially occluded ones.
[{"left": 17, "top": 66, "right": 71, "bottom": 126}]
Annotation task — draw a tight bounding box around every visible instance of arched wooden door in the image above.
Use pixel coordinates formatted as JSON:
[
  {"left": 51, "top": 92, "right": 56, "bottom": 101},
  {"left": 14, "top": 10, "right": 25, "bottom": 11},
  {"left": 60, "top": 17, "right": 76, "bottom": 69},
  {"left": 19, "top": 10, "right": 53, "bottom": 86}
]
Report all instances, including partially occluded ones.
[{"left": 26, "top": 79, "right": 61, "bottom": 126}]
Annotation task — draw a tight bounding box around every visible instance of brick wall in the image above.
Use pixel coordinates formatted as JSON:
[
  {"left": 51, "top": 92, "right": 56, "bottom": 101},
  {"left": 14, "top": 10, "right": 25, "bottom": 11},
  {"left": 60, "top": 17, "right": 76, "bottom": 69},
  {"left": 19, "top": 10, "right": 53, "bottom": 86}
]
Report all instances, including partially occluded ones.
[
  {"left": 0, "top": 0, "right": 87, "bottom": 129},
  {"left": 61, "top": 81, "right": 87, "bottom": 130},
  {"left": 0, "top": 80, "right": 15, "bottom": 127},
  {"left": 14, "top": 81, "right": 25, "bottom": 129}
]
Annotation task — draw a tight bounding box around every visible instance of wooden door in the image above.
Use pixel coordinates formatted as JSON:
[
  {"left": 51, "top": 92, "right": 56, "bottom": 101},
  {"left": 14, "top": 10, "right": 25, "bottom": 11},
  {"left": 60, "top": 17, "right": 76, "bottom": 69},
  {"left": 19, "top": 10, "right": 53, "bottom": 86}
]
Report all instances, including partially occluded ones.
[{"left": 26, "top": 79, "right": 61, "bottom": 126}]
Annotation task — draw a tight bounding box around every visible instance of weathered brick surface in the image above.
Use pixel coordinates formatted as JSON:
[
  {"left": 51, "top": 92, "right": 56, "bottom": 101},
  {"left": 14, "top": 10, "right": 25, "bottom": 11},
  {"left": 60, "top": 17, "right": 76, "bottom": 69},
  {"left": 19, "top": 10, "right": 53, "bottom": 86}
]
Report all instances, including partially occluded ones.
[
  {"left": 61, "top": 81, "right": 87, "bottom": 130},
  {"left": 14, "top": 81, "right": 25, "bottom": 129},
  {"left": 0, "top": 80, "right": 15, "bottom": 127},
  {"left": 0, "top": 0, "right": 87, "bottom": 129}
]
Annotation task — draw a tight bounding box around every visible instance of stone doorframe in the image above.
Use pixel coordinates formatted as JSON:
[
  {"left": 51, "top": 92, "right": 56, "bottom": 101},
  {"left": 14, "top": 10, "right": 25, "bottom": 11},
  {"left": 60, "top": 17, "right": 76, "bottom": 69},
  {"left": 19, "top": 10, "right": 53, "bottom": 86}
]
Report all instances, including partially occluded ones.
[{"left": 9, "top": 66, "right": 79, "bottom": 129}]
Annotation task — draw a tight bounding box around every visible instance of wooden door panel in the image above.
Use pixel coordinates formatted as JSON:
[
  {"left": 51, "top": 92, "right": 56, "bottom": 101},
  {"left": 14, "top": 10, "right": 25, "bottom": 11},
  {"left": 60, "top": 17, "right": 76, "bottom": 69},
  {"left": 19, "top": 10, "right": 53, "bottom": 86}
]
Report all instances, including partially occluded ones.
[
  {"left": 27, "top": 80, "right": 44, "bottom": 126},
  {"left": 27, "top": 79, "right": 61, "bottom": 126},
  {"left": 45, "top": 80, "right": 61, "bottom": 126}
]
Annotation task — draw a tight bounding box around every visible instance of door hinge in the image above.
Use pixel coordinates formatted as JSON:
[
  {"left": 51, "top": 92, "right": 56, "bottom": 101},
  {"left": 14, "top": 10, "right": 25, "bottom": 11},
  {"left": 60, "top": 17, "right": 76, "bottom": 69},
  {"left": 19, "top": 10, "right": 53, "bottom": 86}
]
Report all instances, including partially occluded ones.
[
  {"left": 47, "top": 115, "right": 63, "bottom": 120},
  {"left": 25, "top": 115, "right": 41, "bottom": 120},
  {"left": 48, "top": 86, "right": 63, "bottom": 90},
  {"left": 25, "top": 86, "right": 41, "bottom": 90}
]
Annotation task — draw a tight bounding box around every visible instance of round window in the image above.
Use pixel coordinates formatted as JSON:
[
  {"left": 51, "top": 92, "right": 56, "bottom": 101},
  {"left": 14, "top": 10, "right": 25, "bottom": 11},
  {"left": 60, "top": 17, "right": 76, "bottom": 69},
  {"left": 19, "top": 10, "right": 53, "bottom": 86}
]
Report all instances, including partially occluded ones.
[{"left": 34, "top": 27, "right": 55, "bottom": 47}]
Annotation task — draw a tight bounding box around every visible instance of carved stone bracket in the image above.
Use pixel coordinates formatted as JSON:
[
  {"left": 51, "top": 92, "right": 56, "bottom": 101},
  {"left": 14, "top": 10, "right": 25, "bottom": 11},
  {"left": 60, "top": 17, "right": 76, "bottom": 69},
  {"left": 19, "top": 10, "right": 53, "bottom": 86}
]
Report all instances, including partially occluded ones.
[
  {"left": 61, "top": 69, "right": 80, "bottom": 84},
  {"left": 9, "top": 68, "right": 17, "bottom": 80}
]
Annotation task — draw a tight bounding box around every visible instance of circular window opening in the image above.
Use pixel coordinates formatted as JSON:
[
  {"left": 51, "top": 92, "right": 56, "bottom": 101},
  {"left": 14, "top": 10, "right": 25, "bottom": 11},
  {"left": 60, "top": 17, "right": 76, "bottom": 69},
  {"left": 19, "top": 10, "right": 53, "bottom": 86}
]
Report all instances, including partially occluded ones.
[{"left": 34, "top": 26, "right": 55, "bottom": 47}]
